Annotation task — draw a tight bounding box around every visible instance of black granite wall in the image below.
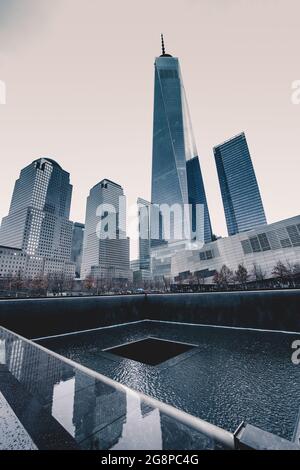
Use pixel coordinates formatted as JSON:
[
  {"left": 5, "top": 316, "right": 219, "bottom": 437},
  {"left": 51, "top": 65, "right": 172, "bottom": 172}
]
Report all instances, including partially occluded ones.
[
  {"left": 0, "top": 290, "right": 299, "bottom": 338},
  {"left": 0, "top": 295, "right": 145, "bottom": 338},
  {"left": 146, "top": 291, "right": 300, "bottom": 331}
]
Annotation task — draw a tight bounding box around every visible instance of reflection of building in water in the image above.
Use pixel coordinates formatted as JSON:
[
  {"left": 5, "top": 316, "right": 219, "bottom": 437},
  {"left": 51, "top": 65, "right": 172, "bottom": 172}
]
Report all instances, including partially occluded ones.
[
  {"left": 76, "top": 388, "right": 163, "bottom": 450},
  {"left": 6, "top": 339, "right": 24, "bottom": 380},
  {"left": 72, "top": 372, "right": 127, "bottom": 448},
  {"left": 0, "top": 339, "right": 6, "bottom": 365},
  {"left": 2, "top": 334, "right": 72, "bottom": 406},
  {"left": 111, "top": 392, "right": 162, "bottom": 450},
  {"left": 52, "top": 376, "right": 76, "bottom": 436}
]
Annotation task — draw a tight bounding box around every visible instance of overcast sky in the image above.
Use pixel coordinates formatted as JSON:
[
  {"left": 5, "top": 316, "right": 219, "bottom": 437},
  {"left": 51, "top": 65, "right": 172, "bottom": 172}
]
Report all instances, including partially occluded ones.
[{"left": 0, "top": 0, "right": 299, "bottom": 258}]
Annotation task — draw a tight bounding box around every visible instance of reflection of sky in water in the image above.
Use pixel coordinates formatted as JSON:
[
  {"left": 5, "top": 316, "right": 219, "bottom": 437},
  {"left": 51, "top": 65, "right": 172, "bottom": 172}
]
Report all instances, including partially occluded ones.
[
  {"left": 0, "top": 340, "right": 5, "bottom": 364},
  {"left": 51, "top": 378, "right": 75, "bottom": 436},
  {"left": 112, "top": 392, "right": 162, "bottom": 450}
]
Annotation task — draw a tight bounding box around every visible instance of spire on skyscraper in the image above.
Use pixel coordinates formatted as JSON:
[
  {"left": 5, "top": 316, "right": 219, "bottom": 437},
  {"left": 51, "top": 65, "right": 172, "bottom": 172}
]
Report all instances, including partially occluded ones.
[
  {"left": 160, "top": 33, "right": 172, "bottom": 57},
  {"left": 161, "top": 33, "right": 165, "bottom": 55}
]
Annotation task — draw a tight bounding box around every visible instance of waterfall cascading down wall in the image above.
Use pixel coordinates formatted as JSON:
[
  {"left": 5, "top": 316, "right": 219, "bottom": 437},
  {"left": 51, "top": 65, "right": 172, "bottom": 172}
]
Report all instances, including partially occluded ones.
[{"left": 0, "top": 291, "right": 299, "bottom": 339}]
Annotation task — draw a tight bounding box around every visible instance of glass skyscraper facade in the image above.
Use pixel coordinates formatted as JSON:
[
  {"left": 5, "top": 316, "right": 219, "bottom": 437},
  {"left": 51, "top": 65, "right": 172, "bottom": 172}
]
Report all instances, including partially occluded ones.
[
  {"left": 0, "top": 158, "right": 73, "bottom": 261},
  {"left": 151, "top": 40, "right": 212, "bottom": 245},
  {"left": 137, "top": 198, "right": 151, "bottom": 271},
  {"left": 186, "top": 156, "right": 213, "bottom": 243},
  {"left": 214, "top": 133, "right": 267, "bottom": 236},
  {"left": 81, "top": 179, "right": 130, "bottom": 280},
  {"left": 71, "top": 222, "right": 85, "bottom": 278}
]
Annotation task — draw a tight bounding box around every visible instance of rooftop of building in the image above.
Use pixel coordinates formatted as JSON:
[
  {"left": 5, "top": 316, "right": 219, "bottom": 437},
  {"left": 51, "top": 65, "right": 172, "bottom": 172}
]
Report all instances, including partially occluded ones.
[
  {"left": 73, "top": 222, "right": 85, "bottom": 228},
  {"left": 91, "top": 179, "right": 123, "bottom": 191},
  {"left": 137, "top": 197, "right": 151, "bottom": 206},
  {"left": 213, "top": 132, "right": 246, "bottom": 151},
  {"left": 32, "top": 158, "right": 63, "bottom": 170},
  {"left": 0, "top": 245, "right": 22, "bottom": 252}
]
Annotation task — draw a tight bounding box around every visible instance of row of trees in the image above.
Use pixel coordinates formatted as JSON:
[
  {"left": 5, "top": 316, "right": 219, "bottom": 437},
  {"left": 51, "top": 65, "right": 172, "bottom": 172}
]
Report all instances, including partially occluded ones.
[
  {"left": 0, "top": 272, "right": 166, "bottom": 298},
  {"left": 0, "top": 260, "right": 300, "bottom": 298},
  {"left": 83, "top": 274, "right": 171, "bottom": 295},
  {"left": 212, "top": 261, "right": 300, "bottom": 290},
  {"left": 0, "top": 272, "right": 75, "bottom": 297},
  {"left": 0, "top": 271, "right": 173, "bottom": 298}
]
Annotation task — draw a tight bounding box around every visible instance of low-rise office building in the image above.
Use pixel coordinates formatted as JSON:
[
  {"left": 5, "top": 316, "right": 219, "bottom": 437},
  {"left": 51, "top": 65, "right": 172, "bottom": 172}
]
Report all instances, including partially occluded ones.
[
  {"left": 151, "top": 215, "right": 300, "bottom": 283},
  {"left": 0, "top": 245, "right": 75, "bottom": 280}
]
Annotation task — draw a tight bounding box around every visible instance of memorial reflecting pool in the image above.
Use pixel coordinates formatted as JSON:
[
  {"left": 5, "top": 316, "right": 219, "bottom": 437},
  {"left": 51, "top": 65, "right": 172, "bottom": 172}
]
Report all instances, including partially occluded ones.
[{"left": 38, "top": 320, "right": 300, "bottom": 441}]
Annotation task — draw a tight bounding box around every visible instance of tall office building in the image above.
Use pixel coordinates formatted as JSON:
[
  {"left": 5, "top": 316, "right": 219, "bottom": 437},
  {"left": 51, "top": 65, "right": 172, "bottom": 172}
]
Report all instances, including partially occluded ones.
[
  {"left": 214, "top": 133, "right": 267, "bottom": 236},
  {"left": 81, "top": 179, "right": 131, "bottom": 280},
  {"left": 137, "top": 198, "right": 151, "bottom": 271},
  {"left": 186, "top": 157, "right": 213, "bottom": 243},
  {"left": 71, "top": 222, "right": 85, "bottom": 278},
  {"left": 151, "top": 35, "right": 212, "bottom": 244},
  {"left": 0, "top": 158, "right": 74, "bottom": 263}
]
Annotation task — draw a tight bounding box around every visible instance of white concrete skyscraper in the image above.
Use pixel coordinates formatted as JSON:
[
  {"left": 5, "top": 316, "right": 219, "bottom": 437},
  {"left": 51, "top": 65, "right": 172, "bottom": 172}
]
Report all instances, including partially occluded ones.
[{"left": 0, "top": 158, "right": 74, "bottom": 276}]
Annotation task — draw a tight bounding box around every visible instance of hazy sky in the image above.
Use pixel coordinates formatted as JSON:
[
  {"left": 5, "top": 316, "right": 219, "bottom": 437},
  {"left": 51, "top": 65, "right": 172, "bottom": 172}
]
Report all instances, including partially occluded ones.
[{"left": 0, "top": 0, "right": 299, "bottom": 258}]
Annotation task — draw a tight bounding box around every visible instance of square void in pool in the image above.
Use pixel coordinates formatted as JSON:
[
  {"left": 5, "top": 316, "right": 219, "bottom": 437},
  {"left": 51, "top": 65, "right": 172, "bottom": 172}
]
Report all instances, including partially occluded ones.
[{"left": 104, "top": 337, "right": 195, "bottom": 366}]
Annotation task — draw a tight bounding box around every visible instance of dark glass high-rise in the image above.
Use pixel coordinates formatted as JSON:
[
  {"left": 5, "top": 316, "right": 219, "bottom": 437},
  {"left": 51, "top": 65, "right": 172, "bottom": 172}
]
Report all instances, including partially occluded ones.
[{"left": 214, "top": 133, "right": 267, "bottom": 236}]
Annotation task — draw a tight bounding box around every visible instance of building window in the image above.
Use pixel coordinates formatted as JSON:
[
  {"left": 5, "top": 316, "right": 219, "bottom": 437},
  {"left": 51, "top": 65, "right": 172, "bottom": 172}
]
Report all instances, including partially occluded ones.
[
  {"left": 241, "top": 239, "right": 252, "bottom": 255},
  {"left": 280, "top": 238, "right": 292, "bottom": 249},
  {"left": 249, "top": 237, "right": 261, "bottom": 253},
  {"left": 258, "top": 233, "right": 271, "bottom": 251},
  {"left": 286, "top": 225, "right": 300, "bottom": 247}
]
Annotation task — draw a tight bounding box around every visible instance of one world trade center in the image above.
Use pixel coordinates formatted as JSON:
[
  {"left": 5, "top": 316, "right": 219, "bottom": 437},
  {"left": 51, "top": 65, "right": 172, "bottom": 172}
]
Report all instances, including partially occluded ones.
[{"left": 151, "top": 35, "right": 212, "bottom": 246}]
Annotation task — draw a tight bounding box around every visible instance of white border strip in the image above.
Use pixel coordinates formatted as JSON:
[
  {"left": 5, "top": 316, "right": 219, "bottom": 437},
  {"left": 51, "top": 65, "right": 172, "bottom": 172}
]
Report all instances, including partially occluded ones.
[
  {"left": 33, "top": 320, "right": 145, "bottom": 341},
  {"left": 103, "top": 336, "right": 198, "bottom": 352},
  {"left": 33, "top": 319, "right": 300, "bottom": 342},
  {"left": 147, "top": 320, "right": 300, "bottom": 336},
  {"left": 102, "top": 337, "right": 150, "bottom": 351}
]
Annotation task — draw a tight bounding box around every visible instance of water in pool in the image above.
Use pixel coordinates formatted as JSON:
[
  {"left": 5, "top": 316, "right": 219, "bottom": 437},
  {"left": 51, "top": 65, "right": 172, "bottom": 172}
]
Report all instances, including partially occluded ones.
[{"left": 37, "top": 321, "right": 300, "bottom": 441}]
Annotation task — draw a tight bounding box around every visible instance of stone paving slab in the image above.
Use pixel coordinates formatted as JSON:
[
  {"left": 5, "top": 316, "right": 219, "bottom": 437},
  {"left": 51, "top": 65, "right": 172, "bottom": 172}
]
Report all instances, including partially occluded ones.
[{"left": 0, "top": 391, "right": 37, "bottom": 450}]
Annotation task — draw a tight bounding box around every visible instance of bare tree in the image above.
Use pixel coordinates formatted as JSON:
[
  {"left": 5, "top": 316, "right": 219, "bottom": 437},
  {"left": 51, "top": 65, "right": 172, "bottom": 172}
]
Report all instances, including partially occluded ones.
[
  {"left": 293, "top": 263, "right": 300, "bottom": 278},
  {"left": 83, "top": 275, "right": 95, "bottom": 294},
  {"left": 64, "top": 276, "right": 74, "bottom": 295},
  {"left": 4, "top": 273, "right": 13, "bottom": 296},
  {"left": 11, "top": 271, "right": 24, "bottom": 297},
  {"left": 213, "top": 270, "right": 222, "bottom": 289},
  {"left": 220, "top": 265, "right": 234, "bottom": 289},
  {"left": 251, "top": 263, "right": 266, "bottom": 285},
  {"left": 234, "top": 264, "right": 249, "bottom": 289},
  {"left": 94, "top": 275, "right": 105, "bottom": 295},
  {"left": 47, "top": 271, "right": 66, "bottom": 296},
  {"left": 293, "top": 263, "right": 300, "bottom": 273},
  {"left": 213, "top": 265, "right": 234, "bottom": 290},
  {"left": 30, "top": 275, "right": 48, "bottom": 297},
  {"left": 285, "top": 262, "right": 300, "bottom": 288},
  {"left": 163, "top": 276, "right": 171, "bottom": 292},
  {"left": 272, "top": 261, "right": 292, "bottom": 286},
  {"left": 194, "top": 271, "right": 206, "bottom": 289}
]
